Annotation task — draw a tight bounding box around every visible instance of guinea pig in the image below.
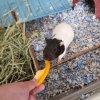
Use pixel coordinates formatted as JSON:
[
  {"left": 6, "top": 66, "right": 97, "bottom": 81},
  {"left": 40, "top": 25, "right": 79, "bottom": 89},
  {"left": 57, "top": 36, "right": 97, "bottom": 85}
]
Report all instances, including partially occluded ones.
[{"left": 43, "top": 22, "right": 74, "bottom": 61}]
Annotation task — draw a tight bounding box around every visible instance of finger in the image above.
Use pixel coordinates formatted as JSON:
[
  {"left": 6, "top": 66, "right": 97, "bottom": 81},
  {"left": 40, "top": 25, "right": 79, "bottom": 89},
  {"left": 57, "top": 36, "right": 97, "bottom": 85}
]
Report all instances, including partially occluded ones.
[
  {"left": 25, "top": 79, "right": 38, "bottom": 91},
  {"left": 31, "top": 84, "right": 45, "bottom": 95},
  {"left": 29, "top": 95, "right": 36, "bottom": 100}
]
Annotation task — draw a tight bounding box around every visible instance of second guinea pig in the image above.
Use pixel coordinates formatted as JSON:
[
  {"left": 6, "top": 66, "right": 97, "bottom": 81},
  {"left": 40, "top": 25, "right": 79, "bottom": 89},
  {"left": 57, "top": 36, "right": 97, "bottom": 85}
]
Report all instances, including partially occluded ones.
[{"left": 43, "top": 22, "right": 74, "bottom": 61}]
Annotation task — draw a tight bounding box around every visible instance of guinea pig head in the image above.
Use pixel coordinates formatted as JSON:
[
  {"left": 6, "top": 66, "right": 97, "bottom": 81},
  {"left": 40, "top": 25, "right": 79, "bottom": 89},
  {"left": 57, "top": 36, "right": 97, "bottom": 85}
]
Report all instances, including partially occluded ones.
[{"left": 43, "top": 38, "right": 65, "bottom": 61}]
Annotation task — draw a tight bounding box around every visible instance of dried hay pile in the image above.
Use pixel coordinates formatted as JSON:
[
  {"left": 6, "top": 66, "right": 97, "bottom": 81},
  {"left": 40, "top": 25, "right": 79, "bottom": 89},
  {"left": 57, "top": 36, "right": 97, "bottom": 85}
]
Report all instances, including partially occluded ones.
[{"left": 0, "top": 25, "right": 34, "bottom": 84}]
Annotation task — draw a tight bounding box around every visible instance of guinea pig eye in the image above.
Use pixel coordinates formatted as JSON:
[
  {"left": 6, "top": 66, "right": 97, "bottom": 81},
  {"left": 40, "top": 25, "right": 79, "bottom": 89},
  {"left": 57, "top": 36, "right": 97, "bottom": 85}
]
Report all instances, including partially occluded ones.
[{"left": 53, "top": 47, "right": 57, "bottom": 52}]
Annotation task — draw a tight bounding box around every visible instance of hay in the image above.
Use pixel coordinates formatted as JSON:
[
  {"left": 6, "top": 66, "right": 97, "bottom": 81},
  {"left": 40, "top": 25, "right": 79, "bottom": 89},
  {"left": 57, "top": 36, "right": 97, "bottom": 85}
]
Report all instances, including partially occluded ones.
[{"left": 0, "top": 25, "right": 34, "bottom": 84}]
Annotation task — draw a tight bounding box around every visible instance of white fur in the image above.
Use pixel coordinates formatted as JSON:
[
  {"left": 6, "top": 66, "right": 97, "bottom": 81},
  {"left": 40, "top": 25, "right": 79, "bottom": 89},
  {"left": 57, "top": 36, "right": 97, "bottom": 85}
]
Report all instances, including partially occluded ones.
[{"left": 52, "top": 22, "right": 74, "bottom": 60}]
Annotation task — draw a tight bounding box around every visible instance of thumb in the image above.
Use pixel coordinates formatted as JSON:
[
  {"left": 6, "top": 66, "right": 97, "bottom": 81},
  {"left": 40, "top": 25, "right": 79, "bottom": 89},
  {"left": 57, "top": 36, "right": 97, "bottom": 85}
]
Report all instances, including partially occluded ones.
[{"left": 24, "top": 79, "right": 38, "bottom": 91}]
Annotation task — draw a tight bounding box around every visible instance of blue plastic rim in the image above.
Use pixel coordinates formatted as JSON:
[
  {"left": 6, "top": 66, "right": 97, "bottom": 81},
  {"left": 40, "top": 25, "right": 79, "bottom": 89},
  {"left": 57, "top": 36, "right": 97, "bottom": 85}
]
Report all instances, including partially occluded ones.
[{"left": 0, "top": 0, "right": 71, "bottom": 27}]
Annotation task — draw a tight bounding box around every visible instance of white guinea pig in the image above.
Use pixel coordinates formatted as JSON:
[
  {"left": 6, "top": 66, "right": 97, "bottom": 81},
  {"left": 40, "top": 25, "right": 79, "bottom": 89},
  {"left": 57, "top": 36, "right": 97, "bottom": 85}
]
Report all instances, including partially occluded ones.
[{"left": 43, "top": 22, "right": 74, "bottom": 61}]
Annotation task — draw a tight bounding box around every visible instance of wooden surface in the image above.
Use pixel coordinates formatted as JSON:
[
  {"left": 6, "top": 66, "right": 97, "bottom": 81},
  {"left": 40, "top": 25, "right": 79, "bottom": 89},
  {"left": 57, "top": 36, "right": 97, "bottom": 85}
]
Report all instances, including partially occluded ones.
[
  {"left": 51, "top": 44, "right": 100, "bottom": 67},
  {"left": 50, "top": 80, "right": 100, "bottom": 100},
  {"left": 0, "top": 0, "right": 71, "bottom": 27}
]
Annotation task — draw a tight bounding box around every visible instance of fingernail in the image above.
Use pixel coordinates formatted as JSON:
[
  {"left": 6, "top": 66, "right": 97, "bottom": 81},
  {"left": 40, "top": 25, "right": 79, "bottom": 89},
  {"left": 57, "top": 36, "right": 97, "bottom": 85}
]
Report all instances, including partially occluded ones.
[{"left": 41, "top": 84, "right": 45, "bottom": 90}]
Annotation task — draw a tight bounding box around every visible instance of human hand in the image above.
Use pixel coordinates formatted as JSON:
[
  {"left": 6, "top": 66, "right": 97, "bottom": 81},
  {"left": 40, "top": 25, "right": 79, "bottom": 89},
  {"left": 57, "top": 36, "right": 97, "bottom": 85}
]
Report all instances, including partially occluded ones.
[{"left": 0, "top": 79, "right": 45, "bottom": 100}]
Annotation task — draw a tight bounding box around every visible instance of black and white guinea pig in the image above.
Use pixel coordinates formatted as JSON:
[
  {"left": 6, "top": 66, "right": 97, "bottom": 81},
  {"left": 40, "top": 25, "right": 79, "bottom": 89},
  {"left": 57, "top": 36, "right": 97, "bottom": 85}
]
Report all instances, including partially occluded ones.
[{"left": 43, "top": 22, "right": 74, "bottom": 61}]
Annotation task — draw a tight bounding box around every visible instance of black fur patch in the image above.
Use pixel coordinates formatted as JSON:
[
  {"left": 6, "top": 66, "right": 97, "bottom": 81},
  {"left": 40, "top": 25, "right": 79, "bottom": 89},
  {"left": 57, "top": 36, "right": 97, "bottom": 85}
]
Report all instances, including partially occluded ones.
[
  {"left": 55, "top": 44, "right": 65, "bottom": 57},
  {"left": 43, "top": 38, "right": 65, "bottom": 61}
]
